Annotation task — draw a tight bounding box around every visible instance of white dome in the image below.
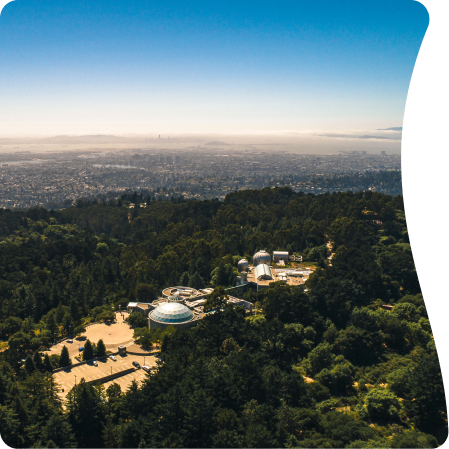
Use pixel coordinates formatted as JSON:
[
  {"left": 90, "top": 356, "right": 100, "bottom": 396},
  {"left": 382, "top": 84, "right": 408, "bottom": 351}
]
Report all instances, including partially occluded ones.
[
  {"left": 253, "top": 250, "right": 271, "bottom": 266},
  {"left": 238, "top": 258, "right": 249, "bottom": 272},
  {"left": 149, "top": 302, "right": 194, "bottom": 324}
]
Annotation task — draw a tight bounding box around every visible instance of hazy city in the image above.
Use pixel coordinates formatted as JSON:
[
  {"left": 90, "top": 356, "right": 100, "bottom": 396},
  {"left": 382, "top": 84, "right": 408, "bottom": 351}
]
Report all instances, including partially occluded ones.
[{"left": 0, "top": 134, "right": 401, "bottom": 209}]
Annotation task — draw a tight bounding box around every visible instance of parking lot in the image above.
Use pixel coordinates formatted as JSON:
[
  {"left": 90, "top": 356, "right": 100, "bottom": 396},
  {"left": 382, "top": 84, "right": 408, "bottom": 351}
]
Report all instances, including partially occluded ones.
[
  {"left": 45, "top": 312, "right": 134, "bottom": 362},
  {"left": 54, "top": 352, "right": 157, "bottom": 399}
]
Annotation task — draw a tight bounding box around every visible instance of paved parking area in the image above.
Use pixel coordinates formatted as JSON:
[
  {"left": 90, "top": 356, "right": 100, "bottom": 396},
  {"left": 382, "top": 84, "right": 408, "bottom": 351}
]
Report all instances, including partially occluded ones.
[
  {"left": 45, "top": 312, "right": 133, "bottom": 362},
  {"left": 54, "top": 353, "right": 157, "bottom": 399}
]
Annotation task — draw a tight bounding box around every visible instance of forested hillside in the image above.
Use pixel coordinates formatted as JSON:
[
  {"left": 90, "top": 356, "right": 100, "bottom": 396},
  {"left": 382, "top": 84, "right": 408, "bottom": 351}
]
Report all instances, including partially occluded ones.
[{"left": 0, "top": 188, "right": 446, "bottom": 448}]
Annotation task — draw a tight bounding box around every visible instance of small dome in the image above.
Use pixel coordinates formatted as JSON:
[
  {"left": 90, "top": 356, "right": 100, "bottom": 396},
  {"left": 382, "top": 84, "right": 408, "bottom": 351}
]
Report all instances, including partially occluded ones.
[
  {"left": 238, "top": 258, "right": 249, "bottom": 272},
  {"left": 253, "top": 250, "right": 271, "bottom": 266},
  {"left": 150, "top": 302, "right": 194, "bottom": 324}
]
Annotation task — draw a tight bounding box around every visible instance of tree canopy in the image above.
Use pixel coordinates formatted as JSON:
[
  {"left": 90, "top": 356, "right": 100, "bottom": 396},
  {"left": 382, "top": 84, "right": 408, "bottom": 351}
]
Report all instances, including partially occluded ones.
[{"left": 0, "top": 188, "right": 445, "bottom": 448}]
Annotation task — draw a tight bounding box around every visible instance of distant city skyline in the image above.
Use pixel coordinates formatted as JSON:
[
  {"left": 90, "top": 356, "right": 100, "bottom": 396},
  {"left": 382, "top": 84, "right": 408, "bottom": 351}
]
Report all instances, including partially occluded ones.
[{"left": 0, "top": 0, "right": 428, "bottom": 135}]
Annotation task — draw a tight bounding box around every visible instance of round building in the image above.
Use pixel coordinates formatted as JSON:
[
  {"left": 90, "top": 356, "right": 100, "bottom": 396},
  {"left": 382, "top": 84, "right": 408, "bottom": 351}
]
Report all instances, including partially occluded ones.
[
  {"left": 237, "top": 258, "right": 249, "bottom": 272},
  {"left": 253, "top": 250, "right": 271, "bottom": 266},
  {"left": 149, "top": 301, "right": 197, "bottom": 330}
]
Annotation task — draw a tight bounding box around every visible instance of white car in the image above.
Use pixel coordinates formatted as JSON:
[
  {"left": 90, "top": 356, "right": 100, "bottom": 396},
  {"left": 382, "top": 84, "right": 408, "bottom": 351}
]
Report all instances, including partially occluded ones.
[
  {"left": 66, "top": 339, "right": 73, "bottom": 343},
  {"left": 109, "top": 355, "right": 117, "bottom": 361},
  {"left": 93, "top": 360, "right": 98, "bottom": 366},
  {"left": 142, "top": 365, "right": 151, "bottom": 372}
]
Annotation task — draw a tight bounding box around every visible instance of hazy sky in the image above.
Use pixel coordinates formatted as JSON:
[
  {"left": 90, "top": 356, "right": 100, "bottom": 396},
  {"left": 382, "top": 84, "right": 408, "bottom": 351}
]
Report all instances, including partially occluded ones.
[{"left": 0, "top": 0, "right": 428, "bottom": 135}]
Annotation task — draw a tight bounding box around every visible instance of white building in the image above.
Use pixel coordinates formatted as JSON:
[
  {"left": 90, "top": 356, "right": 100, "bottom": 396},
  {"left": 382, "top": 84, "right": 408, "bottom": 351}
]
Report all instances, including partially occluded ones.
[{"left": 273, "top": 251, "right": 289, "bottom": 263}]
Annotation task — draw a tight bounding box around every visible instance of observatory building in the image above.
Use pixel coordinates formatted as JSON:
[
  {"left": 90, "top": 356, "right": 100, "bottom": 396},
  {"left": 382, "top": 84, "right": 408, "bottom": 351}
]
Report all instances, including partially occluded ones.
[
  {"left": 237, "top": 258, "right": 249, "bottom": 272},
  {"left": 148, "top": 300, "right": 198, "bottom": 330},
  {"left": 253, "top": 250, "right": 271, "bottom": 266}
]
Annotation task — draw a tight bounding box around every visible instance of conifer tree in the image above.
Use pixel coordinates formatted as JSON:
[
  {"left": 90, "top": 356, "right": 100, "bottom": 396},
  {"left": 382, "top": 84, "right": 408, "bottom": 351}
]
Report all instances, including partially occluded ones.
[
  {"left": 59, "top": 345, "right": 71, "bottom": 367},
  {"left": 189, "top": 271, "right": 205, "bottom": 290},
  {"left": 34, "top": 350, "right": 43, "bottom": 371},
  {"left": 66, "top": 380, "right": 106, "bottom": 447},
  {"left": 43, "top": 354, "right": 53, "bottom": 372},
  {"left": 24, "top": 354, "right": 35, "bottom": 375},
  {"left": 178, "top": 271, "right": 190, "bottom": 286},
  {"left": 82, "top": 339, "right": 94, "bottom": 361},
  {"left": 96, "top": 339, "right": 106, "bottom": 358}
]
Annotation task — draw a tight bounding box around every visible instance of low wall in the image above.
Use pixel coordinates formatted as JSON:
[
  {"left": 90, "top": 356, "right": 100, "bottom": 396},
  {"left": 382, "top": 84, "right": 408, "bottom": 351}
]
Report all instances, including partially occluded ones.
[
  {"left": 125, "top": 349, "right": 156, "bottom": 356},
  {"left": 86, "top": 367, "right": 136, "bottom": 385}
]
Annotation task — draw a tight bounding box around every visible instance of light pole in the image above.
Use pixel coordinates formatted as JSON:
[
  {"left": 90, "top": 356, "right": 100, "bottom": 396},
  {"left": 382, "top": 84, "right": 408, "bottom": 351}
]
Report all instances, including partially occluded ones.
[{"left": 74, "top": 375, "right": 77, "bottom": 387}]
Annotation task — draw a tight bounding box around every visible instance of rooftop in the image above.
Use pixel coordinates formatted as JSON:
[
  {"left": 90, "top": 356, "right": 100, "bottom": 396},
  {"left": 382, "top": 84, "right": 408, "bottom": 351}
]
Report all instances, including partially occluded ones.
[
  {"left": 150, "top": 302, "right": 195, "bottom": 324},
  {"left": 136, "top": 303, "right": 151, "bottom": 309}
]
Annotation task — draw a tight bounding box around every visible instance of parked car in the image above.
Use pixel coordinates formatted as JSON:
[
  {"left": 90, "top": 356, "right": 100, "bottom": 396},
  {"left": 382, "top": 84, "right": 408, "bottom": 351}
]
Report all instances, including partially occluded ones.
[
  {"left": 109, "top": 355, "right": 117, "bottom": 361},
  {"left": 79, "top": 347, "right": 84, "bottom": 352},
  {"left": 132, "top": 361, "right": 141, "bottom": 368},
  {"left": 93, "top": 360, "right": 98, "bottom": 366},
  {"left": 66, "top": 339, "right": 73, "bottom": 343},
  {"left": 142, "top": 365, "right": 150, "bottom": 371}
]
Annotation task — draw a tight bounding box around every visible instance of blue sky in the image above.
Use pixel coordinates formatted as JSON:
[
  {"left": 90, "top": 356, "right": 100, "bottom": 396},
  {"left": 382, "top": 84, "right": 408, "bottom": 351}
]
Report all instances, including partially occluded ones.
[{"left": 0, "top": 0, "right": 428, "bottom": 134}]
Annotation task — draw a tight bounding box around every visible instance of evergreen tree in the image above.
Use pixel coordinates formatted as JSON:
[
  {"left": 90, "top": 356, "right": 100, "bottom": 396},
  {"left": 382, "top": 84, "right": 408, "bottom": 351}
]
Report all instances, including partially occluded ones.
[
  {"left": 43, "top": 354, "right": 53, "bottom": 372},
  {"left": 189, "top": 271, "right": 205, "bottom": 290},
  {"left": 178, "top": 271, "right": 190, "bottom": 286},
  {"left": 70, "top": 299, "right": 80, "bottom": 322},
  {"left": 82, "top": 339, "right": 94, "bottom": 361},
  {"left": 59, "top": 345, "right": 71, "bottom": 367},
  {"left": 34, "top": 350, "right": 43, "bottom": 371},
  {"left": 96, "top": 339, "right": 106, "bottom": 358},
  {"left": 40, "top": 412, "right": 77, "bottom": 448},
  {"left": 24, "top": 354, "right": 35, "bottom": 375},
  {"left": 66, "top": 380, "right": 106, "bottom": 447}
]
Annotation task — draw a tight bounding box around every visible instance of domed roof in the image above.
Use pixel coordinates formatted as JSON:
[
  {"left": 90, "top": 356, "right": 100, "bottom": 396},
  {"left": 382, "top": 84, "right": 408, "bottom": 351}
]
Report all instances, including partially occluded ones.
[
  {"left": 237, "top": 258, "right": 249, "bottom": 272},
  {"left": 150, "top": 302, "right": 194, "bottom": 324},
  {"left": 253, "top": 250, "right": 271, "bottom": 266}
]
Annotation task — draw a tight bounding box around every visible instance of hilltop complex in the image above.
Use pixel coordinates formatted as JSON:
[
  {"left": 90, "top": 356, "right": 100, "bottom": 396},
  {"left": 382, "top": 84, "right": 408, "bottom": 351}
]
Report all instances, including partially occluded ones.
[
  {"left": 126, "top": 249, "right": 312, "bottom": 330},
  {"left": 236, "top": 249, "right": 313, "bottom": 290}
]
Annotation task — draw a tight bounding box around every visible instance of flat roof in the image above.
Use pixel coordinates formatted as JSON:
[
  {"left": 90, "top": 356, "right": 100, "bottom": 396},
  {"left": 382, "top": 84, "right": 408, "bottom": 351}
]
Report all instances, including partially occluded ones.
[{"left": 136, "top": 303, "right": 151, "bottom": 309}]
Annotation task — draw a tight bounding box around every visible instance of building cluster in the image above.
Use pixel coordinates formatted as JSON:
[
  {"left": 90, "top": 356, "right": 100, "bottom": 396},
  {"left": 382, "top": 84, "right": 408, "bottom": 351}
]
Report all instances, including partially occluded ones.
[
  {"left": 0, "top": 147, "right": 401, "bottom": 209},
  {"left": 236, "top": 250, "right": 312, "bottom": 290},
  {"left": 125, "top": 250, "right": 313, "bottom": 332},
  {"left": 127, "top": 285, "right": 253, "bottom": 331}
]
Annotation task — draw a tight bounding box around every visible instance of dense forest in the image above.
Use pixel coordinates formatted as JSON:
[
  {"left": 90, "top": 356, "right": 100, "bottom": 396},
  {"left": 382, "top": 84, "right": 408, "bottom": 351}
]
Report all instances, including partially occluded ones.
[{"left": 0, "top": 187, "right": 446, "bottom": 448}]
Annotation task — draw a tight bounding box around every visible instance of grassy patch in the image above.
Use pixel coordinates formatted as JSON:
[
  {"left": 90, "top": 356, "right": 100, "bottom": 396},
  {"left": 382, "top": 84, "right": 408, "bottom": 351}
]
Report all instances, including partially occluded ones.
[{"left": 302, "top": 262, "right": 318, "bottom": 268}]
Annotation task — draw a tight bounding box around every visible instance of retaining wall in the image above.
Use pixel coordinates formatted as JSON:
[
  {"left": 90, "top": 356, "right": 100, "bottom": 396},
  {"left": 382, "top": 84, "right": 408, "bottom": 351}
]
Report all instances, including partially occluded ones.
[{"left": 85, "top": 367, "right": 136, "bottom": 385}]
